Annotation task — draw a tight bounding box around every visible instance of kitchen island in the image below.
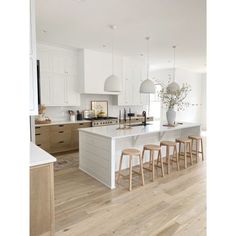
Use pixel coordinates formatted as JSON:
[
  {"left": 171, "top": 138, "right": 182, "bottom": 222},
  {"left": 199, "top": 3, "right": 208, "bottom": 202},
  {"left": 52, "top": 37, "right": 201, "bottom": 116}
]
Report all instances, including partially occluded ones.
[{"left": 79, "top": 121, "right": 201, "bottom": 189}]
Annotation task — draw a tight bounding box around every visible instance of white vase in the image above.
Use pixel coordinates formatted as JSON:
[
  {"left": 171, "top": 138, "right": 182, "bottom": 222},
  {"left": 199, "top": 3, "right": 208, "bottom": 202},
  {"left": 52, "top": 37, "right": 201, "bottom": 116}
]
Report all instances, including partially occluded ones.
[{"left": 166, "top": 108, "right": 176, "bottom": 125}]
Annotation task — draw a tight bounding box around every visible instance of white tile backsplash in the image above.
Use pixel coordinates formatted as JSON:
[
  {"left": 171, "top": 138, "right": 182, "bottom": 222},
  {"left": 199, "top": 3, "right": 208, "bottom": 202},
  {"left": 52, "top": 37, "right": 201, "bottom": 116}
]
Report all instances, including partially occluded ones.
[{"left": 44, "top": 94, "right": 148, "bottom": 121}]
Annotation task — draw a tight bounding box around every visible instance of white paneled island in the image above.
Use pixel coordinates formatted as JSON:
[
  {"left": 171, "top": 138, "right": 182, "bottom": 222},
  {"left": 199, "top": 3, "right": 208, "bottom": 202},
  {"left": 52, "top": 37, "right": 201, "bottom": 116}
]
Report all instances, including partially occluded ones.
[{"left": 79, "top": 122, "right": 201, "bottom": 189}]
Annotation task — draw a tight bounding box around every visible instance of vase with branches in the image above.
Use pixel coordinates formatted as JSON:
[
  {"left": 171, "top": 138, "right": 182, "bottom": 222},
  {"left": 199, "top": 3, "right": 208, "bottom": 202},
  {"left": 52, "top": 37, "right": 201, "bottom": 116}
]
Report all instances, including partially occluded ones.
[{"left": 159, "top": 83, "right": 191, "bottom": 125}]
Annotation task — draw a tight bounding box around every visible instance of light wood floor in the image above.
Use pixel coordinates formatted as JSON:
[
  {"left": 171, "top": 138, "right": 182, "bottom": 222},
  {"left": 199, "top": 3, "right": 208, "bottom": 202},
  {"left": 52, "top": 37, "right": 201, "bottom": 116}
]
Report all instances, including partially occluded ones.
[{"left": 54, "top": 154, "right": 206, "bottom": 236}]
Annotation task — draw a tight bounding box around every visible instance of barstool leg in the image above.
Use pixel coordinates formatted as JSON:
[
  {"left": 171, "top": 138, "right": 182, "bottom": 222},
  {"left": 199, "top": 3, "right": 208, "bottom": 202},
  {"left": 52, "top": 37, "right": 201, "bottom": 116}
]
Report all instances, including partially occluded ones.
[
  {"left": 184, "top": 144, "right": 187, "bottom": 169},
  {"left": 159, "top": 150, "right": 164, "bottom": 177},
  {"left": 167, "top": 147, "right": 170, "bottom": 174},
  {"left": 175, "top": 145, "right": 180, "bottom": 171},
  {"left": 201, "top": 138, "right": 204, "bottom": 161},
  {"left": 129, "top": 155, "right": 133, "bottom": 191},
  {"left": 139, "top": 154, "right": 145, "bottom": 186},
  {"left": 149, "top": 150, "right": 152, "bottom": 169},
  {"left": 117, "top": 153, "right": 123, "bottom": 184},
  {"left": 189, "top": 142, "right": 193, "bottom": 165},
  {"left": 141, "top": 148, "right": 145, "bottom": 161},
  {"left": 196, "top": 140, "right": 199, "bottom": 163},
  {"left": 179, "top": 142, "right": 182, "bottom": 158},
  {"left": 151, "top": 150, "right": 155, "bottom": 181}
]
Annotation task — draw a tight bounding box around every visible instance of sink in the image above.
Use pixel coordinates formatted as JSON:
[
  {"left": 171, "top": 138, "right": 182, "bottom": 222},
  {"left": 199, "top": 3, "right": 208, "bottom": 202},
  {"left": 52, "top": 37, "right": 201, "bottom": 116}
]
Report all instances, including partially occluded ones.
[{"left": 130, "top": 123, "right": 152, "bottom": 127}]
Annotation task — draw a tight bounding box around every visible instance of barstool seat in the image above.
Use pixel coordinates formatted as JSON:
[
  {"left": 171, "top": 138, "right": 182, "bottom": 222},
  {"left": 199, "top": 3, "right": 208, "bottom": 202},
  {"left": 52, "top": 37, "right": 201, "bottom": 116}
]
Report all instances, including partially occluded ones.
[
  {"left": 143, "top": 144, "right": 161, "bottom": 150},
  {"left": 175, "top": 138, "right": 191, "bottom": 143},
  {"left": 117, "top": 148, "right": 144, "bottom": 191},
  {"left": 188, "top": 135, "right": 202, "bottom": 140},
  {"left": 142, "top": 144, "right": 164, "bottom": 180},
  {"left": 160, "top": 141, "right": 176, "bottom": 146},
  {"left": 122, "top": 148, "right": 141, "bottom": 155}
]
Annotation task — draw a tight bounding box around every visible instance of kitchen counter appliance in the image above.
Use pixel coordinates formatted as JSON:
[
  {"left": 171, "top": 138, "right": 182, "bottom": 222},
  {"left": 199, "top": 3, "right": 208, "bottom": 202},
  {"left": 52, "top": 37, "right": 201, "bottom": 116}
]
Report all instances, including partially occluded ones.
[{"left": 84, "top": 116, "right": 118, "bottom": 127}]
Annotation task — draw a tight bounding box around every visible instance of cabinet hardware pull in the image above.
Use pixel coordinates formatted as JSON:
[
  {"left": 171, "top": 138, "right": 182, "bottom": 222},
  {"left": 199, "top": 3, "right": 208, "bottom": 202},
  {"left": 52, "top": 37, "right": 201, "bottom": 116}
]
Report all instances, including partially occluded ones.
[
  {"left": 37, "top": 144, "right": 41, "bottom": 146},
  {"left": 59, "top": 131, "right": 64, "bottom": 133},
  {"left": 59, "top": 125, "right": 64, "bottom": 127},
  {"left": 36, "top": 133, "right": 41, "bottom": 136},
  {"left": 36, "top": 127, "right": 40, "bottom": 129},
  {"left": 59, "top": 141, "right": 64, "bottom": 143}
]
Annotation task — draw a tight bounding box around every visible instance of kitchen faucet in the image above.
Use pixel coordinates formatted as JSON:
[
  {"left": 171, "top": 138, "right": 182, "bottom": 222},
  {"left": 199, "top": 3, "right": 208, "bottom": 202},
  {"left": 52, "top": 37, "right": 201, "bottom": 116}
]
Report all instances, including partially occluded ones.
[{"left": 142, "top": 111, "right": 147, "bottom": 126}]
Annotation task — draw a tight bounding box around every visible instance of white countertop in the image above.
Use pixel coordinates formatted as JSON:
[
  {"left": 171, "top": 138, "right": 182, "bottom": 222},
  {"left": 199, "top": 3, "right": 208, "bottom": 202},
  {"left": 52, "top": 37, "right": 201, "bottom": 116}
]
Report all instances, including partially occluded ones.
[
  {"left": 30, "top": 142, "right": 56, "bottom": 167},
  {"left": 79, "top": 121, "right": 201, "bottom": 139},
  {"left": 35, "top": 120, "right": 91, "bottom": 127}
]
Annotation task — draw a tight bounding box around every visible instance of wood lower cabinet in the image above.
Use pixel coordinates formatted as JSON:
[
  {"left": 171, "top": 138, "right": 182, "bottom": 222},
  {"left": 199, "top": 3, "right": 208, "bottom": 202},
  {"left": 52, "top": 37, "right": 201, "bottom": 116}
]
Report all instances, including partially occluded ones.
[
  {"left": 35, "top": 126, "right": 50, "bottom": 152},
  {"left": 35, "top": 122, "right": 91, "bottom": 154},
  {"left": 30, "top": 163, "right": 54, "bottom": 236},
  {"left": 72, "top": 123, "right": 91, "bottom": 149}
]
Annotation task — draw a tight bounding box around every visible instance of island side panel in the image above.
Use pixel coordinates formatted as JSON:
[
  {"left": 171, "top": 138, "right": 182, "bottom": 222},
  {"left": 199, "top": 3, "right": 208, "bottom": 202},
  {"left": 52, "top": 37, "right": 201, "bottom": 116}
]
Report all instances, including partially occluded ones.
[{"left": 79, "top": 131, "right": 113, "bottom": 189}]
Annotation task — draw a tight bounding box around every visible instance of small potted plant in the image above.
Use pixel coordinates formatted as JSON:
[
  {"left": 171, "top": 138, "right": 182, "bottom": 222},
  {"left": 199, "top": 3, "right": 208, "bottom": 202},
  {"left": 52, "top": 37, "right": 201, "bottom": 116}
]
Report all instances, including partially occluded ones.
[{"left": 159, "top": 83, "right": 191, "bottom": 125}]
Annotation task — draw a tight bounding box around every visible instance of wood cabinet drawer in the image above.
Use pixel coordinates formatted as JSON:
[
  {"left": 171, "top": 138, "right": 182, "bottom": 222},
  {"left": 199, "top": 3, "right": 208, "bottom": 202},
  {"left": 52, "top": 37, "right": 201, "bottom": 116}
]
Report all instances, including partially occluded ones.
[
  {"left": 78, "top": 122, "right": 91, "bottom": 128},
  {"left": 50, "top": 124, "right": 71, "bottom": 132},
  {"left": 35, "top": 142, "right": 50, "bottom": 152},
  {"left": 35, "top": 133, "right": 50, "bottom": 144},
  {"left": 50, "top": 130, "right": 72, "bottom": 152},
  {"left": 35, "top": 126, "right": 50, "bottom": 134},
  {"left": 50, "top": 130, "right": 71, "bottom": 143},
  {"left": 131, "top": 118, "right": 143, "bottom": 123}
]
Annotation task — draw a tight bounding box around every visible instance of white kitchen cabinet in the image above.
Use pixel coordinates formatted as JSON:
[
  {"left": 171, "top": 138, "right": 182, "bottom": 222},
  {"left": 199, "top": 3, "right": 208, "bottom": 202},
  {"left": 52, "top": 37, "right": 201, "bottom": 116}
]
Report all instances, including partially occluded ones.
[
  {"left": 78, "top": 49, "right": 122, "bottom": 95},
  {"left": 29, "top": 0, "right": 38, "bottom": 115},
  {"left": 37, "top": 44, "right": 80, "bottom": 106},
  {"left": 117, "top": 57, "right": 149, "bottom": 106}
]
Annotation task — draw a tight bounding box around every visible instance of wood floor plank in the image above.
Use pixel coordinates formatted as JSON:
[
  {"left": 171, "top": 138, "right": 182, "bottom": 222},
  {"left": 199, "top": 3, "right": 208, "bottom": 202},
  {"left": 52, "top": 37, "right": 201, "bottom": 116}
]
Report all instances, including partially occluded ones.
[{"left": 54, "top": 152, "right": 206, "bottom": 236}]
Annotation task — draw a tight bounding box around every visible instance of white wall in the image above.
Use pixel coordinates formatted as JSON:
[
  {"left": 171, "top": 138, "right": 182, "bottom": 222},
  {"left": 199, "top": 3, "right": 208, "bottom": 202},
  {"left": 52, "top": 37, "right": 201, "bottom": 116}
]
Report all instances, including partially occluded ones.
[
  {"left": 150, "top": 68, "right": 206, "bottom": 126},
  {"left": 201, "top": 73, "right": 207, "bottom": 130}
]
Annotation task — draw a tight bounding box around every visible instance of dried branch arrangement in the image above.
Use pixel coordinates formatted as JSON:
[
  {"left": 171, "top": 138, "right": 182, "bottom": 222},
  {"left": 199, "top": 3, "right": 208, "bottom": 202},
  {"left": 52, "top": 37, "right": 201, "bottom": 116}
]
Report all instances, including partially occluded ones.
[{"left": 159, "top": 83, "right": 192, "bottom": 111}]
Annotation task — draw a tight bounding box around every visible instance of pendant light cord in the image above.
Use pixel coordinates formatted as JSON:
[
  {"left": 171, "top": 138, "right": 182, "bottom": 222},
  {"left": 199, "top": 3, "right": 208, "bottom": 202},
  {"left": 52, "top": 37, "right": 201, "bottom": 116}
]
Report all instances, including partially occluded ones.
[
  {"left": 110, "top": 25, "right": 117, "bottom": 75},
  {"left": 173, "top": 45, "right": 176, "bottom": 82},
  {"left": 146, "top": 36, "right": 150, "bottom": 79},
  {"left": 112, "top": 28, "right": 114, "bottom": 75}
]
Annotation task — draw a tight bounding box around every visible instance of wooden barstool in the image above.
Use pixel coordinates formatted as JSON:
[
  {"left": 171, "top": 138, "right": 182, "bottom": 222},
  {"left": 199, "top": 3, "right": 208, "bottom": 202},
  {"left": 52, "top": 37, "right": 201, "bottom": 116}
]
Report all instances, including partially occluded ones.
[
  {"left": 160, "top": 141, "right": 180, "bottom": 174},
  {"left": 176, "top": 138, "right": 193, "bottom": 169},
  {"left": 188, "top": 135, "right": 204, "bottom": 162},
  {"left": 117, "top": 148, "right": 144, "bottom": 191},
  {"left": 141, "top": 144, "right": 164, "bottom": 181}
]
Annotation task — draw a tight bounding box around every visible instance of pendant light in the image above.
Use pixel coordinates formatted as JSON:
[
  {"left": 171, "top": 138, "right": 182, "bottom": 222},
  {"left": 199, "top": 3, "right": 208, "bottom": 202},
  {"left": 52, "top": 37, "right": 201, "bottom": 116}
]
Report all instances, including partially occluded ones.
[
  {"left": 140, "top": 37, "right": 155, "bottom": 94},
  {"left": 167, "top": 45, "right": 180, "bottom": 94},
  {"left": 104, "top": 25, "right": 122, "bottom": 92}
]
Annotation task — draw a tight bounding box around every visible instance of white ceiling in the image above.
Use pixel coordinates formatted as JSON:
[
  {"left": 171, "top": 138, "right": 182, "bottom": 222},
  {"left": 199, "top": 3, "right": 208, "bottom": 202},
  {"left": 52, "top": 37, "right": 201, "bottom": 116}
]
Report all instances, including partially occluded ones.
[{"left": 36, "top": 0, "right": 206, "bottom": 73}]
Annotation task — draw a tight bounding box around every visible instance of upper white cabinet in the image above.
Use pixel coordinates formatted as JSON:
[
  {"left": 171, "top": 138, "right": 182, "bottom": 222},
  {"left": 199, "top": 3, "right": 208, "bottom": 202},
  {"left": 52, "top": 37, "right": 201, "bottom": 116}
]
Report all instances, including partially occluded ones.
[
  {"left": 78, "top": 49, "right": 123, "bottom": 95},
  {"left": 117, "top": 57, "right": 149, "bottom": 106},
  {"left": 37, "top": 44, "right": 80, "bottom": 106},
  {"left": 29, "top": 0, "right": 38, "bottom": 115}
]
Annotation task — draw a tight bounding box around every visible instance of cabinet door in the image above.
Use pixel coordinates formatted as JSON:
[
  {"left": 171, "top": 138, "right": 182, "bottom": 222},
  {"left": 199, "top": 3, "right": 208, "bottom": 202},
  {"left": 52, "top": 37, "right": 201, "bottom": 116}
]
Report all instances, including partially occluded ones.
[
  {"left": 29, "top": 0, "right": 38, "bottom": 115},
  {"left": 52, "top": 53, "right": 65, "bottom": 74},
  {"left": 29, "top": 57, "right": 38, "bottom": 113},
  {"left": 51, "top": 74, "right": 67, "bottom": 106},
  {"left": 65, "top": 53, "right": 78, "bottom": 76},
  {"left": 30, "top": 164, "right": 54, "bottom": 236},
  {"left": 67, "top": 75, "right": 80, "bottom": 106},
  {"left": 40, "top": 72, "right": 52, "bottom": 106},
  {"left": 83, "top": 49, "right": 113, "bottom": 94}
]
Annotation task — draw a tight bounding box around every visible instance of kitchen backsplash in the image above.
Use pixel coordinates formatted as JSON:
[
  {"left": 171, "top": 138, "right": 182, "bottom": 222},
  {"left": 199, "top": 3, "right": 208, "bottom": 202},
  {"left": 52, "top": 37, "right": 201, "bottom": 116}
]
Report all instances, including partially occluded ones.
[{"left": 43, "top": 94, "right": 149, "bottom": 121}]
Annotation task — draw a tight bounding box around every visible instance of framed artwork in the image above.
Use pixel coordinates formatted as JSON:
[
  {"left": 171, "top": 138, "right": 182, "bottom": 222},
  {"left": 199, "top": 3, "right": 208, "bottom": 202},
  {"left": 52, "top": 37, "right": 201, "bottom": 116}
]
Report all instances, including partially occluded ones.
[{"left": 91, "top": 101, "right": 108, "bottom": 117}]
